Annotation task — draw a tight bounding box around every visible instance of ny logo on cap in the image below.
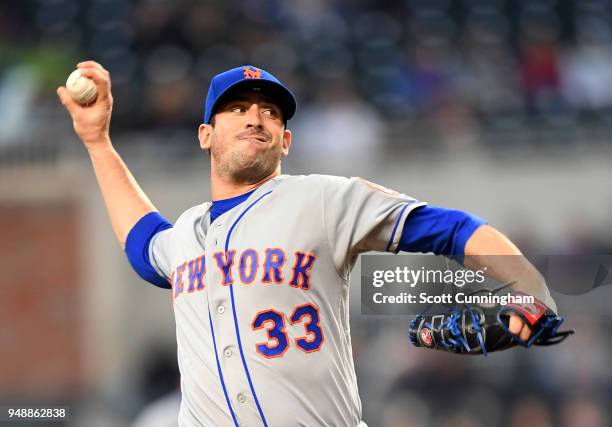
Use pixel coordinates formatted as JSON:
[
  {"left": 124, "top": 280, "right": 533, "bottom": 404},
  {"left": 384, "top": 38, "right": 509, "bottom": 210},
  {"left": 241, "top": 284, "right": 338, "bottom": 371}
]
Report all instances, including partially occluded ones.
[{"left": 243, "top": 67, "right": 262, "bottom": 79}]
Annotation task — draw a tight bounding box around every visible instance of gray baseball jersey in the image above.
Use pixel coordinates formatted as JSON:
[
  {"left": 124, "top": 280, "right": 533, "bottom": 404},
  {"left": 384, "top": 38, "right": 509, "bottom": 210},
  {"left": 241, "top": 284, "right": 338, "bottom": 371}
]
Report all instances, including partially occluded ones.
[{"left": 148, "top": 174, "right": 426, "bottom": 426}]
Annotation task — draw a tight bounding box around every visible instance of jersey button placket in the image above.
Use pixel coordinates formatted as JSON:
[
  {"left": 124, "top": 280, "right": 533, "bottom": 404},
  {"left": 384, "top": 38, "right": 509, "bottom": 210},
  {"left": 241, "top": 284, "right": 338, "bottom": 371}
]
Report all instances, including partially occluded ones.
[
  {"left": 199, "top": 218, "right": 248, "bottom": 422},
  {"left": 208, "top": 222, "right": 253, "bottom": 421}
]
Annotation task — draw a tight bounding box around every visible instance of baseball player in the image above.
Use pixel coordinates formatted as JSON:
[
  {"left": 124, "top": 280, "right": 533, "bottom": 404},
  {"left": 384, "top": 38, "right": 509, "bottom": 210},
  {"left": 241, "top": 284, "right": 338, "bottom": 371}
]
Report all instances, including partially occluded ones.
[{"left": 57, "top": 62, "right": 558, "bottom": 426}]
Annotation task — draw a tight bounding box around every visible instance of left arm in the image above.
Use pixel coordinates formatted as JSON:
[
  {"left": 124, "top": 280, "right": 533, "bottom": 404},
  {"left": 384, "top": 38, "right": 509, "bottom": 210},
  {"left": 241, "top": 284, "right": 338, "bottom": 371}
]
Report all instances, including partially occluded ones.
[
  {"left": 400, "top": 207, "right": 557, "bottom": 341},
  {"left": 463, "top": 225, "right": 556, "bottom": 341},
  {"left": 464, "top": 224, "right": 556, "bottom": 311}
]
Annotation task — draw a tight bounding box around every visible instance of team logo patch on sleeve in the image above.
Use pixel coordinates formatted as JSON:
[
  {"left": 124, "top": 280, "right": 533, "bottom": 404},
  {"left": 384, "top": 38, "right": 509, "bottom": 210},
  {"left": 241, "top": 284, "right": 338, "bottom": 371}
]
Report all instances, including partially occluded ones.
[{"left": 356, "top": 177, "right": 400, "bottom": 196}]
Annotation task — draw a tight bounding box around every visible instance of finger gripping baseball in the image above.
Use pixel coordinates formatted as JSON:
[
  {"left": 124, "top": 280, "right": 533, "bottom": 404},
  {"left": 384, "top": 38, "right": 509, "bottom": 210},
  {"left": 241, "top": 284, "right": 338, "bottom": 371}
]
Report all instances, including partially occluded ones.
[{"left": 408, "top": 288, "right": 574, "bottom": 356}]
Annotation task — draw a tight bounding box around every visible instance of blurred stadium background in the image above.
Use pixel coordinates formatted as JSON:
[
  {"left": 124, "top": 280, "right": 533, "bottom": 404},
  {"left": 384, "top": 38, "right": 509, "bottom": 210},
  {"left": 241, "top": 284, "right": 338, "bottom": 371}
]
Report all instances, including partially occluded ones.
[{"left": 1, "top": 0, "right": 612, "bottom": 426}]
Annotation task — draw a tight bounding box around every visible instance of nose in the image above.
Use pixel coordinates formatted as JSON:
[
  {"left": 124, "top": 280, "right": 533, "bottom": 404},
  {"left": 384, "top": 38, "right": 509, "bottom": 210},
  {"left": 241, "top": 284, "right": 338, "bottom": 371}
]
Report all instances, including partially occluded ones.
[{"left": 245, "top": 103, "right": 264, "bottom": 128}]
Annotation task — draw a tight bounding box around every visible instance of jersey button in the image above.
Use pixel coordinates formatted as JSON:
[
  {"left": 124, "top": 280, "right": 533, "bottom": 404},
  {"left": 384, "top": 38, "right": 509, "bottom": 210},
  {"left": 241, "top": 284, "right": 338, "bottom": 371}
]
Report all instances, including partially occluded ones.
[
  {"left": 223, "top": 347, "right": 232, "bottom": 358},
  {"left": 217, "top": 305, "right": 225, "bottom": 314},
  {"left": 237, "top": 393, "right": 246, "bottom": 404}
]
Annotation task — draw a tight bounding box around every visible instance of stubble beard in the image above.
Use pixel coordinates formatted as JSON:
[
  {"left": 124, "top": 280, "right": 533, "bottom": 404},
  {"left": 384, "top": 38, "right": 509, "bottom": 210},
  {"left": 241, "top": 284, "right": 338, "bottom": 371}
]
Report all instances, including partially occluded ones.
[{"left": 212, "top": 142, "right": 281, "bottom": 185}]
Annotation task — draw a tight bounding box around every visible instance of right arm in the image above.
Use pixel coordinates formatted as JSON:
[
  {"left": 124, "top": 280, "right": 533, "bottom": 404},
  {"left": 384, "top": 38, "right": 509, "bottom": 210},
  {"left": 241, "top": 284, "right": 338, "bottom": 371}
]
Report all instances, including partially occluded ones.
[{"left": 57, "top": 61, "right": 156, "bottom": 248}]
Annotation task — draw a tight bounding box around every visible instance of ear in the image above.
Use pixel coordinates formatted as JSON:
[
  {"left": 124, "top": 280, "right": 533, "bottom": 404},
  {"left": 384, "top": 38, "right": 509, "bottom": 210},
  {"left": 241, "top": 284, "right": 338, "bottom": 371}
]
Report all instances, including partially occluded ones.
[
  {"left": 198, "top": 123, "right": 213, "bottom": 150},
  {"left": 281, "top": 129, "right": 292, "bottom": 156}
]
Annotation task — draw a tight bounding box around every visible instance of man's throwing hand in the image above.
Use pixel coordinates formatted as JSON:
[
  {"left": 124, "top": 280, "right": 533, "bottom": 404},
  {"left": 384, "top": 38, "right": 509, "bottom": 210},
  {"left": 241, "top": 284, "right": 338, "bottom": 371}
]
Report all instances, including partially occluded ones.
[{"left": 57, "top": 61, "right": 113, "bottom": 147}]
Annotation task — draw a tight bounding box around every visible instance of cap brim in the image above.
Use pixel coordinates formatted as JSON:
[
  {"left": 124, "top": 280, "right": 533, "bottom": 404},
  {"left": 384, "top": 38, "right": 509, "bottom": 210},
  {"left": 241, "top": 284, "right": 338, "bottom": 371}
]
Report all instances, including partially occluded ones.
[{"left": 212, "top": 79, "right": 297, "bottom": 123}]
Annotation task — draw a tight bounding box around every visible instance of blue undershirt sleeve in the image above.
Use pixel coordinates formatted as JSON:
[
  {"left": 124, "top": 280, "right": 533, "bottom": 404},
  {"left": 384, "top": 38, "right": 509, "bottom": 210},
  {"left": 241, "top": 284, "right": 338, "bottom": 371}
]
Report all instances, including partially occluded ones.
[
  {"left": 398, "top": 205, "right": 487, "bottom": 263},
  {"left": 125, "top": 211, "right": 173, "bottom": 288}
]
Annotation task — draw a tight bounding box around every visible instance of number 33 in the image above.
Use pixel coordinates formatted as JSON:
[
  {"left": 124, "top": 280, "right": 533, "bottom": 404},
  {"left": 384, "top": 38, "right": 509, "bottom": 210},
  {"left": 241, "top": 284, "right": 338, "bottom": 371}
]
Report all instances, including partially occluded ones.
[{"left": 251, "top": 303, "right": 324, "bottom": 358}]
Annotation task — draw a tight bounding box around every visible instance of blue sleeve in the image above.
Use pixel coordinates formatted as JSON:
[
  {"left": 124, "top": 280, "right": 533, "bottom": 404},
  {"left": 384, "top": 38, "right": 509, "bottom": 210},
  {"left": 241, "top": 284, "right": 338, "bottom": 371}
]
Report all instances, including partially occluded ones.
[
  {"left": 125, "top": 211, "right": 173, "bottom": 289},
  {"left": 398, "top": 205, "right": 487, "bottom": 262}
]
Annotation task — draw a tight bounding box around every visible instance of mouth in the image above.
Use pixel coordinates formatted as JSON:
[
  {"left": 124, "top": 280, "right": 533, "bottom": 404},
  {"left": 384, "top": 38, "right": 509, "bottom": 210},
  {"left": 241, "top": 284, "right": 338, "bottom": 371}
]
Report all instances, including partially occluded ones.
[{"left": 238, "top": 134, "right": 269, "bottom": 143}]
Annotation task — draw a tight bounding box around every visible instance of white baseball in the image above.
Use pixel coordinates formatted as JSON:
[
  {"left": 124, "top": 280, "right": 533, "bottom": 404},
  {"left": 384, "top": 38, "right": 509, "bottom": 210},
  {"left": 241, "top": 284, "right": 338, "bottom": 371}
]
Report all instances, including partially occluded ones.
[{"left": 65, "top": 69, "right": 98, "bottom": 105}]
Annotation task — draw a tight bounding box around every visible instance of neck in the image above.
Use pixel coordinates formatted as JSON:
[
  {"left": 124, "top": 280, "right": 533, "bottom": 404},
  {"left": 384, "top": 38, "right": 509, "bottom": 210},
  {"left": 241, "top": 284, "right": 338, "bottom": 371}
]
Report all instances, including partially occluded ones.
[{"left": 210, "top": 167, "right": 281, "bottom": 200}]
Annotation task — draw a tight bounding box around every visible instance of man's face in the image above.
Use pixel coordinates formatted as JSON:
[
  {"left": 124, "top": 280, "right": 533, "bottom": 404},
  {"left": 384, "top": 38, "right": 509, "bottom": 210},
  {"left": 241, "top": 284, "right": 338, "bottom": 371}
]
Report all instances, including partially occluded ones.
[{"left": 199, "top": 90, "right": 292, "bottom": 184}]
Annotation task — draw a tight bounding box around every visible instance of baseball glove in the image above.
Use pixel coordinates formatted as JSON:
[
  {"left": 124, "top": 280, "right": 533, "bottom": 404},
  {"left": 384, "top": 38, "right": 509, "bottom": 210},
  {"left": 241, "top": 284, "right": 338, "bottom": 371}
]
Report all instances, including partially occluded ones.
[{"left": 408, "top": 285, "right": 573, "bottom": 355}]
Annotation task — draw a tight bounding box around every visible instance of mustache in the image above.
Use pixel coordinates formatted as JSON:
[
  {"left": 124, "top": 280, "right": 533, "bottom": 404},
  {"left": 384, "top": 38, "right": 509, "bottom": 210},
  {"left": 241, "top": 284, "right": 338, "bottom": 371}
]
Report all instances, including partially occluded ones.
[{"left": 237, "top": 130, "right": 271, "bottom": 142}]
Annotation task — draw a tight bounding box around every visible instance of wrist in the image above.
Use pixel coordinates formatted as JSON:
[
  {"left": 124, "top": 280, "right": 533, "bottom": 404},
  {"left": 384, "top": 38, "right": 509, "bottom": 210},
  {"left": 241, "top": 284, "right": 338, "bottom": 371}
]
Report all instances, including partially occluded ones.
[
  {"left": 510, "top": 276, "right": 557, "bottom": 312},
  {"left": 84, "top": 136, "right": 113, "bottom": 154},
  {"left": 86, "top": 140, "right": 116, "bottom": 160}
]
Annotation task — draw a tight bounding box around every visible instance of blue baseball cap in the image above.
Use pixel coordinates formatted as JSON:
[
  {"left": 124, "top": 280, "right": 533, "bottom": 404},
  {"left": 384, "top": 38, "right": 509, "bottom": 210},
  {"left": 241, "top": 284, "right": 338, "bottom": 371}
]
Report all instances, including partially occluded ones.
[{"left": 203, "top": 65, "right": 297, "bottom": 124}]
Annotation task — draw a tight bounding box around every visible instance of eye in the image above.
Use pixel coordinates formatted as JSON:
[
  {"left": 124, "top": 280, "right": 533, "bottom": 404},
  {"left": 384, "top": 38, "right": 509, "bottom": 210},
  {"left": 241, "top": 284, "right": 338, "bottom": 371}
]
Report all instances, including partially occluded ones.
[
  {"left": 230, "top": 106, "right": 246, "bottom": 113},
  {"left": 262, "top": 107, "right": 279, "bottom": 118}
]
